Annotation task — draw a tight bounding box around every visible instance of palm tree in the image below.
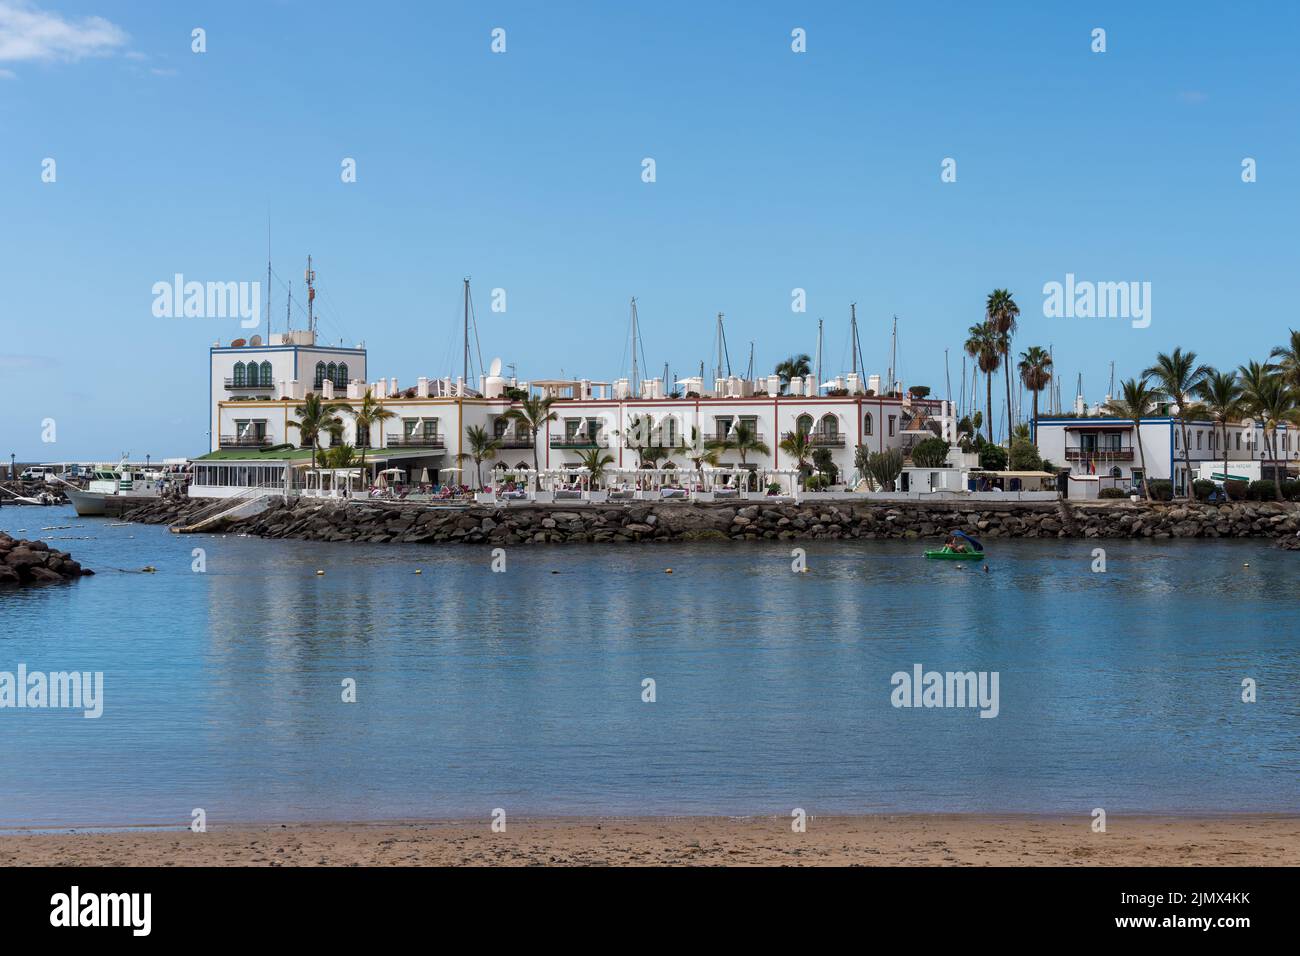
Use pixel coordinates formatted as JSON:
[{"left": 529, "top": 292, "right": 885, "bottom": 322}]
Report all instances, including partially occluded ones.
[
  {"left": 1195, "top": 368, "right": 1245, "bottom": 488},
  {"left": 680, "top": 426, "right": 721, "bottom": 473},
  {"left": 964, "top": 322, "right": 1001, "bottom": 445},
  {"left": 1239, "top": 361, "right": 1295, "bottom": 498},
  {"left": 576, "top": 446, "right": 615, "bottom": 487},
  {"left": 324, "top": 443, "right": 360, "bottom": 468},
  {"left": 287, "top": 392, "right": 348, "bottom": 469},
  {"left": 706, "top": 420, "right": 770, "bottom": 465},
  {"left": 1103, "top": 377, "right": 1158, "bottom": 501},
  {"left": 1268, "top": 328, "right": 1300, "bottom": 387},
  {"left": 986, "top": 289, "right": 1020, "bottom": 434},
  {"left": 351, "top": 387, "right": 396, "bottom": 478},
  {"left": 774, "top": 354, "right": 812, "bottom": 394},
  {"left": 778, "top": 429, "right": 814, "bottom": 485},
  {"left": 457, "top": 424, "right": 502, "bottom": 490},
  {"left": 1017, "top": 345, "right": 1053, "bottom": 442},
  {"left": 504, "top": 395, "right": 557, "bottom": 489},
  {"left": 1143, "top": 349, "right": 1209, "bottom": 498}
]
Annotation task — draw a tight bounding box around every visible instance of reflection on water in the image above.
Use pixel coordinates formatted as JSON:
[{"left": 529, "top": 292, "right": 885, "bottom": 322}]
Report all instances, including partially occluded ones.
[{"left": 1, "top": 505, "right": 1297, "bottom": 825}]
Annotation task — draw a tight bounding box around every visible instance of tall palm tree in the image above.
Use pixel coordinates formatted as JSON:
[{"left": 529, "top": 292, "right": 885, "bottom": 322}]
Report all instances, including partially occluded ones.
[
  {"left": 1239, "top": 361, "right": 1295, "bottom": 498},
  {"left": 1017, "top": 345, "right": 1053, "bottom": 442},
  {"left": 706, "top": 420, "right": 770, "bottom": 466},
  {"left": 986, "top": 289, "right": 1020, "bottom": 434},
  {"left": 774, "top": 354, "right": 812, "bottom": 394},
  {"left": 576, "top": 446, "right": 615, "bottom": 487},
  {"left": 964, "top": 322, "right": 1001, "bottom": 445},
  {"left": 287, "top": 392, "right": 348, "bottom": 469},
  {"left": 504, "top": 394, "right": 557, "bottom": 489},
  {"left": 457, "top": 424, "right": 502, "bottom": 490},
  {"left": 1194, "top": 368, "right": 1245, "bottom": 488},
  {"left": 1103, "top": 377, "right": 1158, "bottom": 501},
  {"left": 351, "top": 387, "right": 396, "bottom": 478},
  {"left": 1143, "top": 348, "right": 1209, "bottom": 498}
]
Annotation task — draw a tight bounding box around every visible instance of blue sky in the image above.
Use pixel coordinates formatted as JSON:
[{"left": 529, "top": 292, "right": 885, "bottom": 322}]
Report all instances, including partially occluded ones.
[{"left": 2, "top": 0, "right": 1297, "bottom": 459}]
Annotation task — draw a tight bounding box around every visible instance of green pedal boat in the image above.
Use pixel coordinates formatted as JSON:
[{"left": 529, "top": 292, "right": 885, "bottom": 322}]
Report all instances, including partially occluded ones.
[
  {"left": 926, "top": 530, "right": 986, "bottom": 560},
  {"left": 925, "top": 548, "right": 984, "bottom": 561}
]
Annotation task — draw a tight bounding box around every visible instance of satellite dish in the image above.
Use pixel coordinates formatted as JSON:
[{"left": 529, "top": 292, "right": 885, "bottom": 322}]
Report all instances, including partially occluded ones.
[
  {"left": 249, "top": 334, "right": 263, "bottom": 346},
  {"left": 489, "top": 357, "right": 502, "bottom": 377}
]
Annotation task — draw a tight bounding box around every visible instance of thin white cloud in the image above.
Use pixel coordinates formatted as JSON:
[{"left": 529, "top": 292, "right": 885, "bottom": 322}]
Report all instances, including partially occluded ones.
[
  {"left": 0, "top": 67, "right": 15, "bottom": 78},
  {"left": 0, "top": 1, "right": 128, "bottom": 64}
]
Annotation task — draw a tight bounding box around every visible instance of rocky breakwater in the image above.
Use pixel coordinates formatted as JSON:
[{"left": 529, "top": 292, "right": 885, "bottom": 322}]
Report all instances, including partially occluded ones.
[
  {"left": 203, "top": 497, "right": 1300, "bottom": 545},
  {"left": 0, "top": 533, "right": 95, "bottom": 586}
]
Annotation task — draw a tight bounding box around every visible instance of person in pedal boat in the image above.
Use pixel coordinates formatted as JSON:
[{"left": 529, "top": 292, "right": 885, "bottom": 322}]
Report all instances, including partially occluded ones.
[{"left": 942, "top": 534, "right": 969, "bottom": 553}]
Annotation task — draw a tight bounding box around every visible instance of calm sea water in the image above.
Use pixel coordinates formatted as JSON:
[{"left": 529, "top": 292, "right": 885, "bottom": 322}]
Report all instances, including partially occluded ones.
[{"left": 1, "top": 503, "right": 1296, "bottom": 826}]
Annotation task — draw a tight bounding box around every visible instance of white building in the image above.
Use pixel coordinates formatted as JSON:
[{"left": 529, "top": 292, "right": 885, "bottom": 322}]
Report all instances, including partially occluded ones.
[
  {"left": 1034, "top": 414, "right": 1297, "bottom": 496},
  {"left": 194, "top": 329, "right": 956, "bottom": 496}
]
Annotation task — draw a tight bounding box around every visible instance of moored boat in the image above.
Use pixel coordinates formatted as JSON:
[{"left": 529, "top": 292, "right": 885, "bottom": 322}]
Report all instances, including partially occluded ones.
[{"left": 57, "top": 463, "right": 164, "bottom": 517}]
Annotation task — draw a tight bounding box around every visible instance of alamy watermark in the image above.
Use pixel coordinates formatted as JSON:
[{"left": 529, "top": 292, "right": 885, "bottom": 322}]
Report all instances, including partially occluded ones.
[
  {"left": 152, "top": 274, "right": 260, "bottom": 328},
  {"left": 1042, "top": 273, "right": 1150, "bottom": 329},
  {"left": 890, "top": 664, "right": 999, "bottom": 718},
  {"left": 0, "top": 664, "right": 104, "bottom": 718}
]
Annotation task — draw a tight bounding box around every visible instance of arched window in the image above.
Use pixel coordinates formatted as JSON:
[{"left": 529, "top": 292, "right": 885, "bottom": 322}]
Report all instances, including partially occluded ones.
[
  {"left": 336, "top": 362, "right": 348, "bottom": 387},
  {"left": 819, "top": 413, "right": 838, "bottom": 437},
  {"left": 314, "top": 362, "right": 326, "bottom": 389},
  {"left": 796, "top": 414, "right": 813, "bottom": 437},
  {"left": 260, "top": 361, "right": 272, "bottom": 388},
  {"left": 864, "top": 413, "right": 873, "bottom": 436},
  {"left": 327, "top": 363, "right": 338, "bottom": 388},
  {"left": 233, "top": 362, "right": 246, "bottom": 386}
]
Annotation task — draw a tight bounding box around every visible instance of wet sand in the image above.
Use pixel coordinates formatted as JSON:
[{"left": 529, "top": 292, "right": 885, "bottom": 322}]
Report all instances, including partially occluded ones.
[{"left": 2, "top": 814, "right": 1296, "bottom": 866}]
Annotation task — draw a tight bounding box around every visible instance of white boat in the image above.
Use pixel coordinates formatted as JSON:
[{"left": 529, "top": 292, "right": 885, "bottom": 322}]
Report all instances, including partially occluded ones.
[{"left": 58, "top": 463, "right": 164, "bottom": 516}]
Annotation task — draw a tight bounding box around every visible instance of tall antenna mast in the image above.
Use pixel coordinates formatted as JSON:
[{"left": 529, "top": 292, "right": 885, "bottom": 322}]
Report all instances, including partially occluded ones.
[
  {"left": 285, "top": 281, "right": 292, "bottom": 332},
  {"left": 630, "top": 297, "right": 640, "bottom": 395},
  {"left": 715, "top": 312, "right": 731, "bottom": 380},
  {"left": 746, "top": 341, "right": 754, "bottom": 380},
  {"left": 304, "top": 255, "right": 316, "bottom": 336}
]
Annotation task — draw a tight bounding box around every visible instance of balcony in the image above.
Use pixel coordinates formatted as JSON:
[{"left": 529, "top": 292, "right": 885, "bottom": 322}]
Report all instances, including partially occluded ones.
[
  {"left": 1065, "top": 448, "right": 1135, "bottom": 461},
  {"left": 219, "top": 435, "right": 272, "bottom": 449},
  {"left": 551, "top": 435, "right": 604, "bottom": 449},
  {"left": 385, "top": 434, "right": 445, "bottom": 449},
  {"left": 807, "top": 433, "right": 846, "bottom": 448},
  {"left": 224, "top": 377, "right": 274, "bottom": 390},
  {"left": 709, "top": 432, "right": 765, "bottom": 445},
  {"left": 495, "top": 436, "right": 535, "bottom": 449}
]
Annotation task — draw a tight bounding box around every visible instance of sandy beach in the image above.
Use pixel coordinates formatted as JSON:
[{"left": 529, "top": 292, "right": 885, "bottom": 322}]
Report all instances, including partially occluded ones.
[{"left": 2, "top": 815, "right": 1296, "bottom": 866}]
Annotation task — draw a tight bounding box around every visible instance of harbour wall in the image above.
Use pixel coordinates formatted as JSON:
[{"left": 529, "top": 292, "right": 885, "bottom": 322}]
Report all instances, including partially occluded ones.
[{"left": 119, "top": 496, "right": 1300, "bottom": 545}]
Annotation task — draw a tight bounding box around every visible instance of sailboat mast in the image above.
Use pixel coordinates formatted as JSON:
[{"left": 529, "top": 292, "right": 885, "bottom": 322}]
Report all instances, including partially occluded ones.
[
  {"left": 815, "top": 319, "right": 823, "bottom": 395},
  {"left": 850, "top": 303, "right": 858, "bottom": 375},
  {"left": 630, "top": 297, "right": 639, "bottom": 395},
  {"left": 462, "top": 277, "right": 470, "bottom": 387},
  {"left": 265, "top": 218, "right": 272, "bottom": 342},
  {"left": 889, "top": 315, "right": 897, "bottom": 394}
]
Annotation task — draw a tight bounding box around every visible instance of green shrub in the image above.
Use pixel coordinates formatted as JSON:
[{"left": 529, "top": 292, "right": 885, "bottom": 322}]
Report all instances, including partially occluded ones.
[
  {"left": 1192, "top": 479, "right": 1215, "bottom": 501},
  {"left": 1008, "top": 437, "right": 1043, "bottom": 472},
  {"left": 1249, "top": 479, "right": 1278, "bottom": 501},
  {"left": 804, "top": 474, "right": 829, "bottom": 491},
  {"left": 1148, "top": 479, "right": 1173, "bottom": 501},
  {"left": 766, "top": 481, "right": 783, "bottom": 494},
  {"left": 978, "top": 444, "right": 1008, "bottom": 471},
  {"left": 1281, "top": 479, "right": 1300, "bottom": 501},
  {"left": 1225, "top": 479, "right": 1249, "bottom": 500},
  {"left": 909, "top": 437, "right": 951, "bottom": 468},
  {"left": 1099, "top": 487, "right": 1129, "bottom": 499}
]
